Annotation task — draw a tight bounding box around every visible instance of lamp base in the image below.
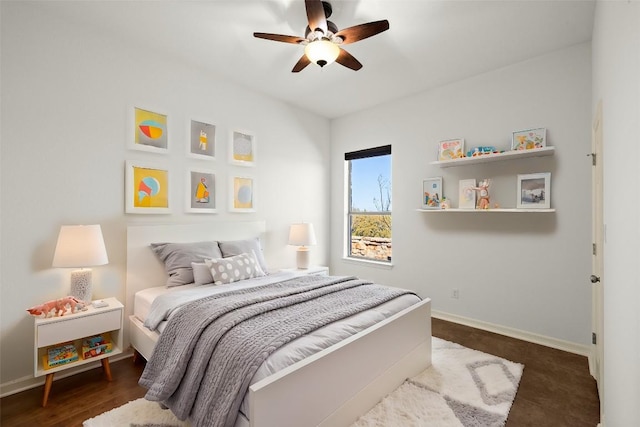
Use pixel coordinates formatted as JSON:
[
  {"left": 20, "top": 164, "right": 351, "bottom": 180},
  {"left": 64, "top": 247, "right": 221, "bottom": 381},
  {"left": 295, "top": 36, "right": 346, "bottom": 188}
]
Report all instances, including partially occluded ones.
[
  {"left": 296, "top": 247, "right": 310, "bottom": 269},
  {"left": 70, "top": 269, "right": 92, "bottom": 303}
]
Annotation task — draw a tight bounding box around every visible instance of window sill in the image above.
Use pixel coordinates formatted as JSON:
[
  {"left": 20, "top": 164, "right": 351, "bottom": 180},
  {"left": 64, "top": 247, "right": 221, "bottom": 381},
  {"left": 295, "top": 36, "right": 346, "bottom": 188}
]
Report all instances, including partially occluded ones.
[{"left": 341, "top": 257, "right": 394, "bottom": 270}]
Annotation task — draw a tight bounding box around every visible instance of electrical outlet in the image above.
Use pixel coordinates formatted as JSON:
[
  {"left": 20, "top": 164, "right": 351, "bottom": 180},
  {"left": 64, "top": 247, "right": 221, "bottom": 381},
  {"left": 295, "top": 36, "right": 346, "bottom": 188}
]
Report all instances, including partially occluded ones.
[{"left": 451, "top": 289, "right": 459, "bottom": 299}]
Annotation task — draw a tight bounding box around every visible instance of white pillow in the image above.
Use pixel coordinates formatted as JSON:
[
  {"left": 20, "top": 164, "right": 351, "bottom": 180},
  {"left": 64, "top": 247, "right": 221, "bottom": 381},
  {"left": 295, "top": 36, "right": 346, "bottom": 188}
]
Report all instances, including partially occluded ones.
[
  {"left": 205, "top": 253, "right": 265, "bottom": 285},
  {"left": 191, "top": 261, "right": 214, "bottom": 286}
]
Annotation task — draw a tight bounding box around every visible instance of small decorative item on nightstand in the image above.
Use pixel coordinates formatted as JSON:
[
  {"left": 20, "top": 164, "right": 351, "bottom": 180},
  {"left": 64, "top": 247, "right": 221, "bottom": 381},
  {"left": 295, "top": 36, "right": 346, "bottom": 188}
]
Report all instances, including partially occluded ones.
[
  {"left": 26, "top": 296, "right": 86, "bottom": 318},
  {"left": 52, "top": 225, "right": 109, "bottom": 303}
]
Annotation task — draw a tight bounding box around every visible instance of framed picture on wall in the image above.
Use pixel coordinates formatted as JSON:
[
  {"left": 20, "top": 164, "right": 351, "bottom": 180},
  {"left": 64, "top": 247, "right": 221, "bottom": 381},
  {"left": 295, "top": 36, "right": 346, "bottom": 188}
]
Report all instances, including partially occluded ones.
[
  {"left": 517, "top": 172, "right": 551, "bottom": 209},
  {"left": 129, "top": 106, "right": 169, "bottom": 153},
  {"left": 229, "top": 129, "right": 256, "bottom": 166},
  {"left": 458, "top": 179, "right": 477, "bottom": 209},
  {"left": 125, "top": 161, "right": 170, "bottom": 214},
  {"left": 187, "top": 119, "right": 216, "bottom": 160},
  {"left": 185, "top": 168, "right": 216, "bottom": 213},
  {"left": 511, "top": 128, "right": 546, "bottom": 151},
  {"left": 229, "top": 175, "right": 255, "bottom": 212},
  {"left": 422, "top": 177, "right": 443, "bottom": 209}
]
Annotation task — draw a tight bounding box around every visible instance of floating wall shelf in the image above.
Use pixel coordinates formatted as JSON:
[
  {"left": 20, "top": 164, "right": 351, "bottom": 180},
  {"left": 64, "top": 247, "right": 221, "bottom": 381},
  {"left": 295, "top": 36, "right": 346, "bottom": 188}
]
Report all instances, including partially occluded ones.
[
  {"left": 431, "top": 146, "right": 555, "bottom": 168},
  {"left": 417, "top": 208, "right": 556, "bottom": 213}
]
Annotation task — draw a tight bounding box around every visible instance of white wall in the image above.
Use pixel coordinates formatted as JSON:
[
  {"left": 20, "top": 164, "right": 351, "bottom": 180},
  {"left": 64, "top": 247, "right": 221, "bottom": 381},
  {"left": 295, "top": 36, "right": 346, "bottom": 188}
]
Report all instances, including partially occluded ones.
[
  {"left": 0, "top": 2, "right": 330, "bottom": 393},
  {"left": 331, "top": 43, "right": 593, "bottom": 347},
  {"left": 592, "top": 2, "right": 640, "bottom": 425}
]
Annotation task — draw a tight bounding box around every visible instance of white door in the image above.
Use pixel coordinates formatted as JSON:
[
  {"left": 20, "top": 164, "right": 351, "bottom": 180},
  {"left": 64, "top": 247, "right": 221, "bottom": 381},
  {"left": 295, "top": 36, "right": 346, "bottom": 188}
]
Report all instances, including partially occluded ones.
[{"left": 591, "top": 100, "right": 604, "bottom": 419}]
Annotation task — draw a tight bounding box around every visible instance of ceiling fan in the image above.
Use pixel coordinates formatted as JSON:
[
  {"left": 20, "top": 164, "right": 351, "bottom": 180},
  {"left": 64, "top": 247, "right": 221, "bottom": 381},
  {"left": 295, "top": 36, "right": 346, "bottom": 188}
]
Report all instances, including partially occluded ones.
[{"left": 253, "top": 0, "right": 389, "bottom": 72}]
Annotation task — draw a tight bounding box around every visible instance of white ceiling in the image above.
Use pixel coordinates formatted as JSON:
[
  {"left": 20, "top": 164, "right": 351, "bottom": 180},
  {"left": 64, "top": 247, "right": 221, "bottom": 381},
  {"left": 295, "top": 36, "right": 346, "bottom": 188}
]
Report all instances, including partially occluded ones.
[{"left": 43, "top": 0, "right": 596, "bottom": 119}]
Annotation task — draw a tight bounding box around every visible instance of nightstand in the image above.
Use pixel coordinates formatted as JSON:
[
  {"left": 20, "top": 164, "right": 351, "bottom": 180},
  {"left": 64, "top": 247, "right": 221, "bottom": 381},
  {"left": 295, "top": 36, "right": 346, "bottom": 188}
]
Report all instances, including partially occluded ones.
[
  {"left": 33, "top": 297, "right": 124, "bottom": 406},
  {"left": 285, "top": 265, "right": 330, "bottom": 276}
]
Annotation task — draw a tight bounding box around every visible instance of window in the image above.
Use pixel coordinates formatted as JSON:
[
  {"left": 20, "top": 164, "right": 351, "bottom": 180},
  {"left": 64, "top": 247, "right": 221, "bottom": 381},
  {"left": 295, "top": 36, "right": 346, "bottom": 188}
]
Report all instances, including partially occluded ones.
[{"left": 345, "top": 145, "right": 392, "bottom": 262}]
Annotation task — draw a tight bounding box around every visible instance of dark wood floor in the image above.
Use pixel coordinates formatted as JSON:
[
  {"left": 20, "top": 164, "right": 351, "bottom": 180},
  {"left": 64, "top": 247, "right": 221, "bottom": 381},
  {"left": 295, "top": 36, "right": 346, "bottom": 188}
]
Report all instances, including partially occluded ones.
[
  {"left": 0, "top": 318, "right": 600, "bottom": 426},
  {"left": 432, "top": 318, "right": 600, "bottom": 427}
]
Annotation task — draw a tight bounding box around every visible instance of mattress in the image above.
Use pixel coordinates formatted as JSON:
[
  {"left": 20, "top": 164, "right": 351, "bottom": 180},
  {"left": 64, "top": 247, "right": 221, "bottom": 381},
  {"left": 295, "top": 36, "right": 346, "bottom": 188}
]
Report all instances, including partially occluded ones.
[
  {"left": 133, "top": 271, "right": 421, "bottom": 421},
  {"left": 134, "top": 271, "right": 301, "bottom": 332}
]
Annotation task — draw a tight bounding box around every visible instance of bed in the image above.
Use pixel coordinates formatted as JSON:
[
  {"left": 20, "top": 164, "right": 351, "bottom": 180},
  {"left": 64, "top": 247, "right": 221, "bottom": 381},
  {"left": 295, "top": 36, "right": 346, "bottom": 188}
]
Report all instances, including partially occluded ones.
[{"left": 126, "top": 221, "right": 431, "bottom": 427}]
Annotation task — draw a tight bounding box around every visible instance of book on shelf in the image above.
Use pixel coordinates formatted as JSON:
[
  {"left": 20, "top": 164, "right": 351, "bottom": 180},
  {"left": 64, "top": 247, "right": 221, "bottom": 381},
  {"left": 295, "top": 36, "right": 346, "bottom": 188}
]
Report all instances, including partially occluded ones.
[
  {"left": 81, "top": 332, "right": 113, "bottom": 359},
  {"left": 43, "top": 342, "right": 78, "bottom": 370}
]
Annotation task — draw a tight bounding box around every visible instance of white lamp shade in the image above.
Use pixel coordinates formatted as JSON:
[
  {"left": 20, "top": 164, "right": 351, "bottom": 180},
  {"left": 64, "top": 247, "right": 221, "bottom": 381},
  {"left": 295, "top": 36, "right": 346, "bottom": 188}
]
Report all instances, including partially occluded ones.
[
  {"left": 52, "top": 225, "right": 109, "bottom": 267},
  {"left": 304, "top": 39, "right": 340, "bottom": 66},
  {"left": 288, "top": 223, "right": 317, "bottom": 247}
]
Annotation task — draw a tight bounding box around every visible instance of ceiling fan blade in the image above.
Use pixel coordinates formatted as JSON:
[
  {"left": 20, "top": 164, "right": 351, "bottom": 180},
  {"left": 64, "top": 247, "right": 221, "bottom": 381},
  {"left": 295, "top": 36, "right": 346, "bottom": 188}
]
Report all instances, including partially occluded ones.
[
  {"left": 335, "top": 20, "right": 390, "bottom": 45},
  {"left": 292, "top": 55, "right": 312, "bottom": 73},
  {"left": 336, "top": 48, "right": 363, "bottom": 71},
  {"left": 253, "top": 32, "right": 306, "bottom": 44},
  {"left": 305, "top": 0, "right": 328, "bottom": 35}
]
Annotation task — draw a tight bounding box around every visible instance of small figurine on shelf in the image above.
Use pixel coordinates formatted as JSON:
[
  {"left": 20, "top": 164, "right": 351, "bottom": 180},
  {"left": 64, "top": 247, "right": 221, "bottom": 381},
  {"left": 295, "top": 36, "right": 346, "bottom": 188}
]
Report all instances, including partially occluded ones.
[
  {"left": 441, "top": 197, "right": 451, "bottom": 209},
  {"left": 473, "top": 179, "right": 491, "bottom": 210}
]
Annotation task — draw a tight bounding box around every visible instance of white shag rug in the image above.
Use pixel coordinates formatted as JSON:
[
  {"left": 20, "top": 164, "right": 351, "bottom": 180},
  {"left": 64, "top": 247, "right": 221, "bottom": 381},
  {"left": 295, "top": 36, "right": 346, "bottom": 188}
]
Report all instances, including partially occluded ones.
[
  {"left": 351, "top": 337, "right": 524, "bottom": 426},
  {"left": 83, "top": 397, "right": 189, "bottom": 427},
  {"left": 83, "top": 337, "right": 523, "bottom": 427}
]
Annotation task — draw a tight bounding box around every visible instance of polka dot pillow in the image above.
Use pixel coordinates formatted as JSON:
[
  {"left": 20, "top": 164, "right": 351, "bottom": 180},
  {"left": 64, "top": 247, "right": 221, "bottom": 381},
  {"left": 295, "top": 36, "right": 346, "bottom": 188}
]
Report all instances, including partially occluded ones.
[{"left": 205, "top": 252, "right": 264, "bottom": 285}]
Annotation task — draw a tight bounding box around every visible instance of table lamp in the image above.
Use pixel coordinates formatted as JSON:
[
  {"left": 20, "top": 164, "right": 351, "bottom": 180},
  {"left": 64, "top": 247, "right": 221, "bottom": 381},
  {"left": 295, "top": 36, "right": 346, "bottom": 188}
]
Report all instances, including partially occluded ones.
[
  {"left": 52, "top": 224, "right": 109, "bottom": 302},
  {"left": 288, "top": 223, "right": 317, "bottom": 269}
]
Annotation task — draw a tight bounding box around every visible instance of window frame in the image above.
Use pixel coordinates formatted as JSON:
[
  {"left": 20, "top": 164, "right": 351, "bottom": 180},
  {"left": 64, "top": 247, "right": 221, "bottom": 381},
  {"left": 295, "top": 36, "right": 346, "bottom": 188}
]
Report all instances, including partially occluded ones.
[{"left": 344, "top": 145, "right": 392, "bottom": 264}]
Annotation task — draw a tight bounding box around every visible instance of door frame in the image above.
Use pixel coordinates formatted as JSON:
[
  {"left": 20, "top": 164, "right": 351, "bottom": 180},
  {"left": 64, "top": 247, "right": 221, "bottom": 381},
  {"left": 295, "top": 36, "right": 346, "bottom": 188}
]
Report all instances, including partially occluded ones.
[{"left": 591, "top": 100, "right": 604, "bottom": 421}]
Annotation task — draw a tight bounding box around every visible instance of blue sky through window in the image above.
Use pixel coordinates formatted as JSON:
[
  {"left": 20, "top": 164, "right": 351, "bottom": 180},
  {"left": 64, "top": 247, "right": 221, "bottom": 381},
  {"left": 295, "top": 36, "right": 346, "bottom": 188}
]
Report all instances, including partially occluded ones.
[{"left": 350, "top": 155, "right": 391, "bottom": 212}]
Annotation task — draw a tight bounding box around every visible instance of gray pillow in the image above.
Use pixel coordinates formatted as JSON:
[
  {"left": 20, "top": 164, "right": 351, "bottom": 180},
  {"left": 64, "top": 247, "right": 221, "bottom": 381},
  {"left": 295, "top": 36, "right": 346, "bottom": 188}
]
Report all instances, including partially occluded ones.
[
  {"left": 150, "top": 241, "right": 222, "bottom": 287},
  {"left": 205, "top": 253, "right": 264, "bottom": 285},
  {"left": 192, "top": 261, "right": 214, "bottom": 286},
  {"left": 218, "top": 237, "right": 268, "bottom": 274}
]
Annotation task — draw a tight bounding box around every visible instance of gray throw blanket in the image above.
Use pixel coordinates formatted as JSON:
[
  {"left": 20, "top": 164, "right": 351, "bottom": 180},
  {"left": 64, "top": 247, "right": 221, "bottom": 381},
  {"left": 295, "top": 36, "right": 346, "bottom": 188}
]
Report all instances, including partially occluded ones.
[{"left": 139, "top": 275, "right": 418, "bottom": 427}]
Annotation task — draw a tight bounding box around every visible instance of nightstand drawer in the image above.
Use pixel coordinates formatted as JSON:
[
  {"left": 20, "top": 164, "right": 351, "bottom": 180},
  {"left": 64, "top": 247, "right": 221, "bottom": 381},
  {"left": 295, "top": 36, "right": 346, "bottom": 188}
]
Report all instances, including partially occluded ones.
[{"left": 37, "top": 310, "right": 121, "bottom": 347}]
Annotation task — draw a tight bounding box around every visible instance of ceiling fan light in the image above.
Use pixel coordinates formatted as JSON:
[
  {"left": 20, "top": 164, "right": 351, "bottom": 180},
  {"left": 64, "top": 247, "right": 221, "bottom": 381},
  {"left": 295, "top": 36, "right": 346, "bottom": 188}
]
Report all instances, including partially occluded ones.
[{"left": 304, "top": 39, "right": 340, "bottom": 67}]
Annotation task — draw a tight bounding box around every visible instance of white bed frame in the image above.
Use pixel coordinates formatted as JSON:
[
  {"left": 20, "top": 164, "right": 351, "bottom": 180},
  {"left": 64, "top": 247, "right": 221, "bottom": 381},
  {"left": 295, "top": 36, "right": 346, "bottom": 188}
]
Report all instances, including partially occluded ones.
[{"left": 126, "top": 221, "right": 432, "bottom": 427}]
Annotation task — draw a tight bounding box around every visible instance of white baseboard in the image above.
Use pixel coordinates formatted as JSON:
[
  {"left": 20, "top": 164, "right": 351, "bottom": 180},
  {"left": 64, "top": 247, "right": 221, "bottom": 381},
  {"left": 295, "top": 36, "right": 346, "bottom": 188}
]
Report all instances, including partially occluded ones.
[
  {"left": 432, "top": 310, "right": 591, "bottom": 357},
  {"left": 0, "top": 352, "right": 132, "bottom": 398}
]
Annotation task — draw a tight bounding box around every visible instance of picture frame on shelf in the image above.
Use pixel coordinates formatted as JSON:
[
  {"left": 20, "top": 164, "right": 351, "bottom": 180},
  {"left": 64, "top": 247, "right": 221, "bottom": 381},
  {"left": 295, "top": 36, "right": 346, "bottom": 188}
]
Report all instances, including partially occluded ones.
[
  {"left": 129, "top": 106, "right": 169, "bottom": 153},
  {"left": 437, "top": 138, "right": 465, "bottom": 161},
  {"left": 229, "top": 175, "right": 255, "bottom": 212},
  {"left": 458, "top": 179, "right": 477, "bottom": 209},
  {"left": 511, "top": 128, "right": 546, "bottom": 151},
  {"left": 517, "top": 172, "right": 551, "bottom": 209},
  {"left": 422, "top": 177, "right": 443, "bottom": 209},
  {"left": 185, "top": 168, "right": 216, "bottom": 213},
  {"left": 187, "top": 119, "right": 216, "bottom": 160},
  {"left": 229, "top": 129, "right": 256, "bottom": 166},
  {"left": 125, "top": 160, "right": 170, "bottom": 214}
]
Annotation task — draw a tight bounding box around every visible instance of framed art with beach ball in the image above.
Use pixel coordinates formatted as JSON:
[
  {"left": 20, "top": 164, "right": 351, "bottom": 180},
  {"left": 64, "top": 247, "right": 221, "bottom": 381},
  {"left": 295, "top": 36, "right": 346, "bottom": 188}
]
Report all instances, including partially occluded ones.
[
  {"left": 129, "top": 106, "right": 169, "bottom": 153},
  {"left": 125, "top": 161, "right": 170, "bottom": 214}
]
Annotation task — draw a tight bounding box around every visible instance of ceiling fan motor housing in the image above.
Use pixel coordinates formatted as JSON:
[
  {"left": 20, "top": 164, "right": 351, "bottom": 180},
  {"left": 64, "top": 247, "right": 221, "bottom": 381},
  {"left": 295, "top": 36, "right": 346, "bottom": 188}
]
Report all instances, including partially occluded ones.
[
  {"left": 322, "top": 1, "right": 332, "bottom": 18},
  {"left": 253, "top": 0, "right": 389, "bottom": 72}
]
